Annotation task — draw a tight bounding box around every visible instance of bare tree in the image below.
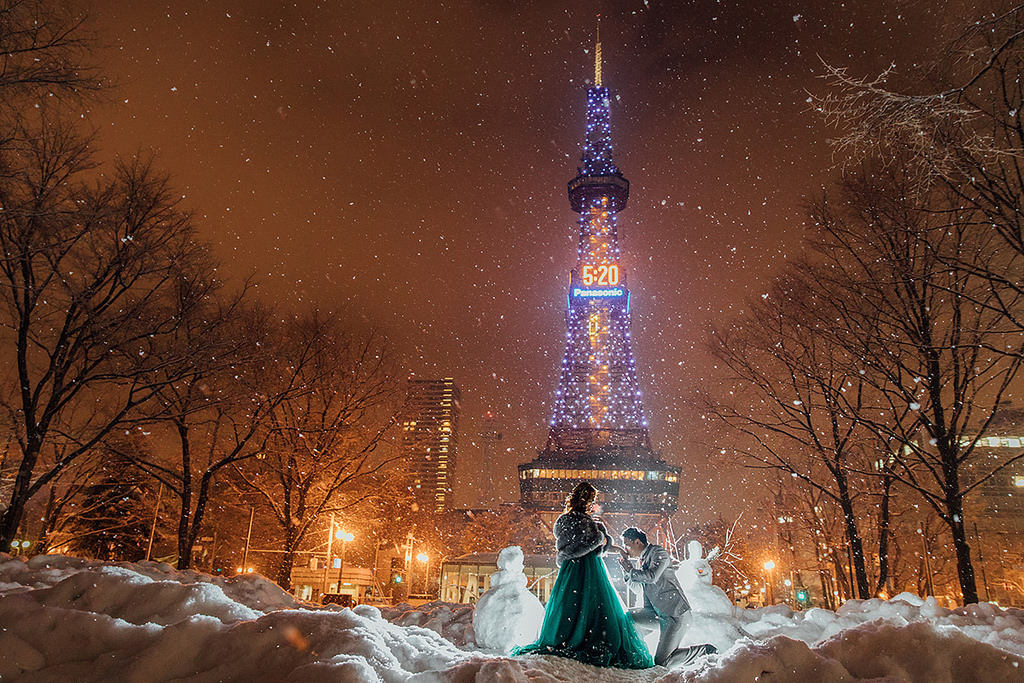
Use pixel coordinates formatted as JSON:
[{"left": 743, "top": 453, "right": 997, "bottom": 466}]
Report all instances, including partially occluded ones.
[
  {"left": 807, "top": 163, "right": 1024, "bottom": 604},
  {"left": 817, "top": 4, "right": 1024, "bottom": 348},
  {"left": 233, "top": 313, "right": 402, "bottom": 589},
  {"left": 119, "top": 302, "right": 317, "bottom": 570},
  {"left": 709, "top": 268, "right": 886, "bottom": 599},
  {"left": 0, "top": 99, "right": 213, "bottom": 547},
  {"left": 0, "top": 0, "right": 101, "bottom": 102}
]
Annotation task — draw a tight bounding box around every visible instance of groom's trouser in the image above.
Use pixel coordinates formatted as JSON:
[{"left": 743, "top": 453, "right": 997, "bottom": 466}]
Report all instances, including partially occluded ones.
[{"left": 628, "top": 607, "right": 692, "bottom": 666}]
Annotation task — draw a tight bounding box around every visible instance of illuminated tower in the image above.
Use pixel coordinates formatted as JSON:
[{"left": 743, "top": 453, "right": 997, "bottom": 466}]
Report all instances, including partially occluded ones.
[
  {"left": 518, "top": 35, "right": 680, "bottom": 535},
  {"left": 401, "top": 378, "right": 461, "bottom": 512}
]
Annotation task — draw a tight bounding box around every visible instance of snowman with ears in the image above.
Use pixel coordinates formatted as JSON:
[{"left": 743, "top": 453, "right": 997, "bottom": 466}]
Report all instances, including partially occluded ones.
[
  {"left": 676, "top": 540, "right": 732, "bottom": 614},
  {"left": 674, "top": 540, "right": 745, "bottom": 652}
]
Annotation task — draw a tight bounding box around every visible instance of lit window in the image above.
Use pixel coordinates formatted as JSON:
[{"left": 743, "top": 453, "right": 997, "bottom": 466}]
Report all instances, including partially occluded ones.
[{"left": 1013, "top": 476, "right": 1024, "bottom": 488}]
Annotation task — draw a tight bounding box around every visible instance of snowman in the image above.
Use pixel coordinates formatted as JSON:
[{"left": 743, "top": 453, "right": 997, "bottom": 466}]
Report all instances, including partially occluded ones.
[{"left": 471, "top": 546, "right": 545, "bottom": 653}]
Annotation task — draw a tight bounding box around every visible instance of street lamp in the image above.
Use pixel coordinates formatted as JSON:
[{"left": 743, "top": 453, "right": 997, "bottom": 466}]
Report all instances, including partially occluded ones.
[
  {"left": 417, "top": 552, "right": 429, "bottom": 595},
  {"left": 764, "top": 560, "right": 776, "bottom": 605},
  {"left": 337, "top": 530, "right": 355, "bottom": 590}
]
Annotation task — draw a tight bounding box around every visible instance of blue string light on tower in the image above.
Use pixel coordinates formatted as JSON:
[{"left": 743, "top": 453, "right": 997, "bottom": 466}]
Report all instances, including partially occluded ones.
[{"left": 519, "top": 25, "right": 681, "bottom": 544}]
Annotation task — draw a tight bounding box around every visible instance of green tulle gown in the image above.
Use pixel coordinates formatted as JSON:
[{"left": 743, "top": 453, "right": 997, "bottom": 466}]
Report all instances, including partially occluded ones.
[{"left": 512, "top": 549, "right": 654, "bottom": 669}]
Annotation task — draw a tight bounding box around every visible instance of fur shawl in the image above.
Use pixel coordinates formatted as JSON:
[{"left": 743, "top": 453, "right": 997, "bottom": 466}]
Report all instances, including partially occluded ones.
[{"left": 553, "top": 511, "right": 612, "bottom": 566}]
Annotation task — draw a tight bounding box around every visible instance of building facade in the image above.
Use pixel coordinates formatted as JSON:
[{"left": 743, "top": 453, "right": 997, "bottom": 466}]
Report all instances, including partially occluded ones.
[
  {"left": 518, "top": 41, "right": 680, "bottom": 538},
  {"left": 401, "top": 378, "right": 461, "bottom": 512},
  {"left": 965, "top": 406, "right": 1024, "bottom": 606}
]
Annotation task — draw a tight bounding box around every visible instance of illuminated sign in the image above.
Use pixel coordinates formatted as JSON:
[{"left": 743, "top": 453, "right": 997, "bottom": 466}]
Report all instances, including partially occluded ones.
[
  {"left": 573, "top": 287, "right": 624, "bottom": 298},
  {"left": 581, "top": 264, "right": 620, "bottom": 286}
]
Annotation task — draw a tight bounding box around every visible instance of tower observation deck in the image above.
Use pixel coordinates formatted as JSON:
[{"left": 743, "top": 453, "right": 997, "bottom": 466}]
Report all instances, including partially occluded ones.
[{"left": 518, "top": 38, "right": 680, "bottom": 536}]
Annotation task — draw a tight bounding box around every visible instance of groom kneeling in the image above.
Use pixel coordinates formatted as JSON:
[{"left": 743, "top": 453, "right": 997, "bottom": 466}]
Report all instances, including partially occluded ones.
[{"left": 618, "top": 528, "right": 715, "bottom": 668}]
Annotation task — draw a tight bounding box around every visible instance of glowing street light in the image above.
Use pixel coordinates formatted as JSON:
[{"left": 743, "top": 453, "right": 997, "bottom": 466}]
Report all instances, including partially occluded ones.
[
  {"left": 337, "top": 530, "right": 355, "bottom": 589},
  {"left": 416, "top": 553, "right": 429, "bottom": 595},
  {"left": 764, "top": 560, "right": 776, "bottom": 605}
]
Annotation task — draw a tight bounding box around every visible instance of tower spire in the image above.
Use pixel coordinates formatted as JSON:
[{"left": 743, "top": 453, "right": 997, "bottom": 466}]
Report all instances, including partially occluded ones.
[{"left": 595, "top": 14, "right": 602, "bottom": 87}]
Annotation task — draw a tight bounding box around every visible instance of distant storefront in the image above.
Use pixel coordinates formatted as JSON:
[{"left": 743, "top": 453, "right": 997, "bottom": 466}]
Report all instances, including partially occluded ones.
[
  {"left": 440, "top": 552, "right": 558, "bottom": 604},
  {"left": 290, "top": 557, "right": 376, "bottom": 603}
]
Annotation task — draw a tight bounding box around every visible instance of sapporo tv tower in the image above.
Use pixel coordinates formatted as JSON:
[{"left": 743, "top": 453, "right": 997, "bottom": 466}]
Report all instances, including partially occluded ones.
[{"left": 518, "top": 29, "right": 681, "bottom": 543}]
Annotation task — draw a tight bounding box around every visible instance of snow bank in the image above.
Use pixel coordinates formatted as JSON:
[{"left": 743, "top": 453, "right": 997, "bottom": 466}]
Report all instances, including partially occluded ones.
[{"left": 2, "top": 553, "right": 1023, "bottom": 682}]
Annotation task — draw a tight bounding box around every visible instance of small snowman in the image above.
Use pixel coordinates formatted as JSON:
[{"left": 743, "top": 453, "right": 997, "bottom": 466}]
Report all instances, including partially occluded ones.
[{"left": 472, "top": 546, "right": 545, "bottom": 653}]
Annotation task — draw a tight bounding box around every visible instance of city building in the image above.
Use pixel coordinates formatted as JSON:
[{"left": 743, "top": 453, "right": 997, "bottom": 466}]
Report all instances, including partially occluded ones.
[
  {"left": 964, "top": 405, "right": 1024, "bottom": 606},
  {"left": 439, "top": 552, "right": 558, "bottom": 604},
  {"left": 517, "top": 38, "right": 680, "bottom": 542},
  {"left": 401, "top": 378, "right": 461, "bottom": 512}
]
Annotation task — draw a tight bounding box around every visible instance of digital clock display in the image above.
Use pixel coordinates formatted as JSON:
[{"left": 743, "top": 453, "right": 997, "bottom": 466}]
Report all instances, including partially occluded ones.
[{"left": 581, "top": 264, "right": 620, "bottom": 286}]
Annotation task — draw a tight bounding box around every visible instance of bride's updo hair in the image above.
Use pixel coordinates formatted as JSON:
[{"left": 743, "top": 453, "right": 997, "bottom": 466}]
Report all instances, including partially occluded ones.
[{"left": 565, "top": 481, "right": 598, "bottom": 514}]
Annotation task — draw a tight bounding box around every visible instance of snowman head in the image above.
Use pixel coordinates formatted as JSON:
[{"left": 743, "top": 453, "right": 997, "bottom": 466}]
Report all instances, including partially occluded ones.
[
  {"left": 684, "top": 540, "right": 713, "bottom": 584},
  {"left": 496, "top": 546, "right": 525, "bottom": 573}
]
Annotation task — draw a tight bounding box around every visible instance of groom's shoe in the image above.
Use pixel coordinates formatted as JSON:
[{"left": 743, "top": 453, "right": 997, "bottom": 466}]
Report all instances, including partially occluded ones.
[{"left": 665, "top": 643, "right": 718, "bottom": 669}]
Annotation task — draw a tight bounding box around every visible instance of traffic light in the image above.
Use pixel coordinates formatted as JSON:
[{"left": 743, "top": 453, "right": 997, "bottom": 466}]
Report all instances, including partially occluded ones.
[
  {"left": 390, "top": 557, "right": 405, "bottom": 584},
  {"left": 795, "top": 588, "right": 810, "bottom": 607}
]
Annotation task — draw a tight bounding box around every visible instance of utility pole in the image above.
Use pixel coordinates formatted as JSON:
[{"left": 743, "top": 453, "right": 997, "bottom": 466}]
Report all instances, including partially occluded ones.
[
  {"left": 921, "top": 532, "right": 935, "bottom": 596},
  {"left": 974, "top": 522, "right": 991, "bottom": 602},
  {"left": 241, "top": 507, "right": 255, "bottom": 570},
  {"left": 145, "top": 482, "right": 164, "bottom": 562},
  {"left": 324, "top": 513, "right": 335, "bottom": 597}
]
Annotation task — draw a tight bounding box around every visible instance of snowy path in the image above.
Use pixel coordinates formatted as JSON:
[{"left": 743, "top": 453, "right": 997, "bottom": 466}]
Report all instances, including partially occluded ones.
[{"left": 2, "top": 554, "right": 1023, "bottom": 682}]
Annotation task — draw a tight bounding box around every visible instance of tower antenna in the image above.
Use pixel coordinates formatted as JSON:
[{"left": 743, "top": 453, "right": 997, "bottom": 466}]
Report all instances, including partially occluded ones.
[{"left": 594, "top": 14, "right": 602, "bottom": 87}]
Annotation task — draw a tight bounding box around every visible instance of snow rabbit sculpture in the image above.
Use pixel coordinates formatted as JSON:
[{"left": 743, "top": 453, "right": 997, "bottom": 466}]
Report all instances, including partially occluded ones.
[{"left": 676, "top": 540, "right": 733, "bottom": 615}]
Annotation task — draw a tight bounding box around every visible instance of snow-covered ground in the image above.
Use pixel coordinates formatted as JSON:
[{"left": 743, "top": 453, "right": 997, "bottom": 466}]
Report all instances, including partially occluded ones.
[{"left": 2, "top": 553, "right": 1023, "bottom": 682}]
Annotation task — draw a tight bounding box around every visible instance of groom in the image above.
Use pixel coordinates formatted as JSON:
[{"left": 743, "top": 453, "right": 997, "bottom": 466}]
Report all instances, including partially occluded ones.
[{"left": 618, "top": 527, "right": 715, "bottom": 668}]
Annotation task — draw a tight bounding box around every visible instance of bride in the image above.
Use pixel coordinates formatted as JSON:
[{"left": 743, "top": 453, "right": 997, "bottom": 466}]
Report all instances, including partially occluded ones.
[{"left": 513, "top": 482, "right": 653, "bottom": 669}]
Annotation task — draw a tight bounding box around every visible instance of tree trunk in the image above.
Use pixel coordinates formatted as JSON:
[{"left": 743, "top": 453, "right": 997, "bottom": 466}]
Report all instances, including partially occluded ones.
[
  {"left": 175, "top": 421, "right": 194, "bottom": 569},
  {"left": 874, "top": 474, "right": 893, "bottom": 595},
  {"left": 0, "top": 439, "right": 40, "bottom": 547},
  {"left": 947, "top": 496, "right": 979, "bottom": 604},
  {"left": 818, "top": 569, "right": 834, "bottom": 610},
  {"left": 181, "top": 473, "right": 215, "bottom": 571},
  {"left": 836, "top": 474, "right": 871, "bottom": 598},
  {"left": 939, "top": 432, "right": 979, "bottom": 605},
  {"left": 831, "top": 548, "right": 850, "bottom": 601},
  {"left": 275, "top": 528, "right": 300, "bottom": 591}
]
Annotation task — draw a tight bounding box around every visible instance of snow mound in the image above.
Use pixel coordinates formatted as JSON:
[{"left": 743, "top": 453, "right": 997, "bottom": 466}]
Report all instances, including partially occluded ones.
[
  {"left": 381, "top": 600, "right": 476, "bottom": 647},
  {"left": 2, "top": 553, "right": 1024, "bottom": 682}
]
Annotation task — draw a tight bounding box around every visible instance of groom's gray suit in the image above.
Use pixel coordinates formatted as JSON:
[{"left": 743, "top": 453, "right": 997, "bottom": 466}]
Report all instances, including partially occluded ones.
[{"left": 622, "top": 543, "right": 691, "bottom": 666}]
